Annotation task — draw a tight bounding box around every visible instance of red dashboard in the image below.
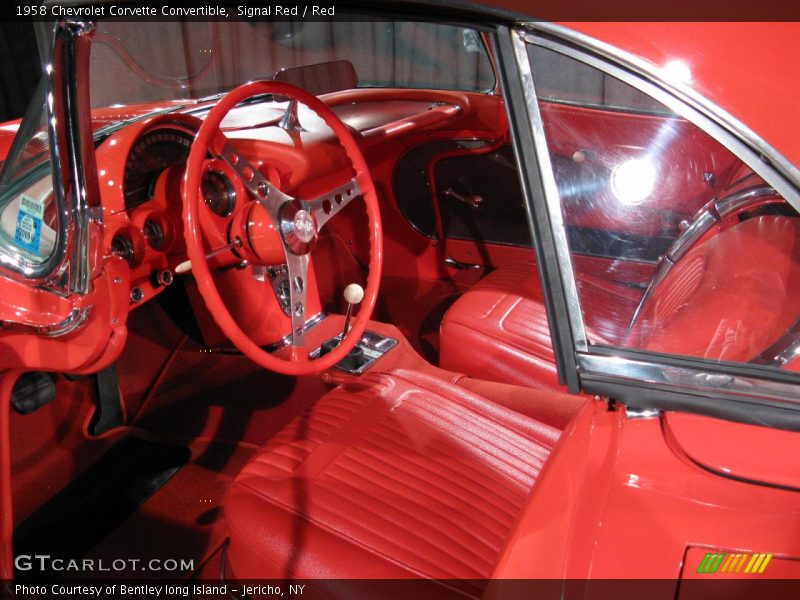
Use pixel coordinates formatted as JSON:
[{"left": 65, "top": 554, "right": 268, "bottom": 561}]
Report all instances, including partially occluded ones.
[{"left": 93, "top": 92, "right": 469, "bottom": 320}]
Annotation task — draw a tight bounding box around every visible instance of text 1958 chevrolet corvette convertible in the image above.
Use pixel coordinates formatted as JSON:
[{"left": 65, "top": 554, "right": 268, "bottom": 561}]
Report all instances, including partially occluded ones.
[{"left": 0, "top": 1, "right": 799, "bottom": 598}]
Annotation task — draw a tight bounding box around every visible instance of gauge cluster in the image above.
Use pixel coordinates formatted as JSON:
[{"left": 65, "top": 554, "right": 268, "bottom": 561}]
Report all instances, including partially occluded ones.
[
  {"left": 94, "top": 115, "right": 207, "bottom": 308},
  {"left": 123, "top": 127, "right": 194, "bottom": 211}
]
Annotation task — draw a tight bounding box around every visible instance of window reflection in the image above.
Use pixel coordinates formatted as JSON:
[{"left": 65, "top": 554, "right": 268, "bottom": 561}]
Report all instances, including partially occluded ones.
[{"left": 531, "top": 45, "right": 800, "bottom": 372}]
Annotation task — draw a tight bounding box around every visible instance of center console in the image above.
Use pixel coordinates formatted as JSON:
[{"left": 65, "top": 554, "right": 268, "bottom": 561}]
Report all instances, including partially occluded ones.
[{"left": 312, "top": 330, "right": 398, "bottom": 375}]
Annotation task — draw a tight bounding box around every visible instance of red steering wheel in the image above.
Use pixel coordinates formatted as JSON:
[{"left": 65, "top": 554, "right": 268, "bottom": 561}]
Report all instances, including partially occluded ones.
[{"left": 182, "top": 81, "right": 382, "bottom": 375}]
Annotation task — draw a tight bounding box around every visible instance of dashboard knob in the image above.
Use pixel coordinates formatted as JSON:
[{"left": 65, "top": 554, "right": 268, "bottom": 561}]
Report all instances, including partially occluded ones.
[
  {"left": 130, "top": 287, "right": 144, "bottom": 304},
  {"left": 151, "top": 270, "right": 173, "bottom": 287}
]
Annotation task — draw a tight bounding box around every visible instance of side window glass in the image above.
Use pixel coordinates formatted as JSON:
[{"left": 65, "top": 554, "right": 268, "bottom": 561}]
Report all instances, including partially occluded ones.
[
  {"left": 0, "top": 79, "right": 59, "bottom": 266},
  {"left": 530, "top": 45, "right": 800, "bottom": 372},
  {"left": 533, "top": 46, "right": 670, "bottom": 115}
]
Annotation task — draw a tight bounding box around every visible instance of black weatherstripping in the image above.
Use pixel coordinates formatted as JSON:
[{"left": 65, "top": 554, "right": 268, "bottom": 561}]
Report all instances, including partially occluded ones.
[
  {"left": 584, "top": 375, "right": 800, "bottom": 433},
  {"left": 13, "top": 437, "right": 190, "bottom": 579},
  {"left": 580, "top": 344, "right": 800, "bottom": 432}
]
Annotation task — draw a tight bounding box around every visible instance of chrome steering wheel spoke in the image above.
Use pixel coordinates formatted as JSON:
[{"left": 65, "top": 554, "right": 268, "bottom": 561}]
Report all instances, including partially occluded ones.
[
  {"left": 218, "top": 141, "right": 292, "bottom": 215},
  {"left": 285, "top": 251, "right": 310, "bottom": 348},
  {"left": 216, "top": 140, "right": 316, "bottom": 350},
  {"left": 305, "top": 178, "right": 360, "bottom": 231},
  {"left": 211, "top": 136, "right": 361, "bottom": 353}
]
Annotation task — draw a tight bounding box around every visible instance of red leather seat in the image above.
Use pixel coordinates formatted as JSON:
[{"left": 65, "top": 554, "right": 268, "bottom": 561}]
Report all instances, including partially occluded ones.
[
  {"left": 225, "top": 369, "right": 560, "bottom": 593},
  {"left": 439, "top": 262, "right": 639, "bottom": 389}
]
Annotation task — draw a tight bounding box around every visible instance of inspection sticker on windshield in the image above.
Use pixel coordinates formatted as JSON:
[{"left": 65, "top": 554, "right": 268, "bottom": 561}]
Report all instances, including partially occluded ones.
[{"left": 14, "top": 194, "right": 45, "bottom": 254}]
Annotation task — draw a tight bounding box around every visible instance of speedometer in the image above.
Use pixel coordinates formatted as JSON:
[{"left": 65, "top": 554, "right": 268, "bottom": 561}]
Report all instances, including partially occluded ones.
[{"left": 123, "top": 127, "right": 194, "bottom": 210}]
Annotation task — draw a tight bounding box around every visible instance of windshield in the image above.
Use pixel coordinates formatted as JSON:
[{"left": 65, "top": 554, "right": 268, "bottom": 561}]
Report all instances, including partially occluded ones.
[{"left": 89, "top": 19, "right": 495, "bottom": 110}]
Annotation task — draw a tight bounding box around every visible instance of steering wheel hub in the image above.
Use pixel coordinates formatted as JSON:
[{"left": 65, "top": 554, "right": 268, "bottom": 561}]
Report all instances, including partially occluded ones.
[{"left": 280, "top": 202, "right": 318, "bottom": 254}]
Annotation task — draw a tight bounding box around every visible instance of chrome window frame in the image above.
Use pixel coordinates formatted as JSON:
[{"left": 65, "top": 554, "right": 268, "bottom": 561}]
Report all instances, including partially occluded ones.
[
  {"left": 0, "top": 19, "right": 101, "bottom": 295},
  {"left": 510, "top": 25, "right": 800, "bottom": 416}
]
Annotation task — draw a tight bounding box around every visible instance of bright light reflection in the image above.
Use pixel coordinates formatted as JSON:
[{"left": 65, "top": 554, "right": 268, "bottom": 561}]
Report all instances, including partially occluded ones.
[
  {"left": 660, "top": 60, "right": 692, "bottom": 85},
  {"left": 611, "top": 158, "right": 657, "bottom": 206}
]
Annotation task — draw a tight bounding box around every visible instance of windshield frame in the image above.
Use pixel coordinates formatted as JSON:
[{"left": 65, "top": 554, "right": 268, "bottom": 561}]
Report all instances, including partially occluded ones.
[
  {"left": 0, "top": 19, "right": 102, "bottom": 294},
  {"left": 0, "top": 35, "right": 70, "bottom": 283}
]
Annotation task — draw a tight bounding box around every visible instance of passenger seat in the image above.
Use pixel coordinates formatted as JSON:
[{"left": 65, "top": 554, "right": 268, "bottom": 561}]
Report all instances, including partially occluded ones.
[{"left": 439, "top": 261, "right": 640, "bottom": 389}]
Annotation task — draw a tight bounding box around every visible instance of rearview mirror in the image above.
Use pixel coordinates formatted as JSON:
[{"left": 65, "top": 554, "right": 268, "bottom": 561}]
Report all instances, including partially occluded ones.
[{"left": 274, "top": 60, "right": 358, "bottom": 96}]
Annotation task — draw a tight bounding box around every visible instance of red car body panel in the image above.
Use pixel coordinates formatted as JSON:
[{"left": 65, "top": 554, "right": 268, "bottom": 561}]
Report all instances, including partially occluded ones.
[
  {"left": 665, "top": 412, "right": 800, "bottom": 491},
  {"left": 490, "top": 402, "right": 800, "bottom": 581}
]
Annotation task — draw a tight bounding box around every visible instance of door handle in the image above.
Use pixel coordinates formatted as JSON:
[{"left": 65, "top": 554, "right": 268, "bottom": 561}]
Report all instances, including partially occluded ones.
[{"left": 444, "top": 187, "right": 484, "bottom": 209}]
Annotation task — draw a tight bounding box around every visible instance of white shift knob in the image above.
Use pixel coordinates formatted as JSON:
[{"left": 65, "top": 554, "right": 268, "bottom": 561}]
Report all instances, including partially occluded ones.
[{"left": 343, "top": 283, "right": 364, "bottom": 305}]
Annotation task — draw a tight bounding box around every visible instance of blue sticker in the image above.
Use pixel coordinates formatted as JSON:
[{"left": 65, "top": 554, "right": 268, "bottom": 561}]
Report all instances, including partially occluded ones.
[{"left": 14, "top": 194, "right": 45, "bottom": 254}]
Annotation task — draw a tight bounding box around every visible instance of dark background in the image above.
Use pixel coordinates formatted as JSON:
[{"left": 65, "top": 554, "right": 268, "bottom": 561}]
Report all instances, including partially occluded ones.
[{"left": 0, "top": 22, "right": 42, "bottom": 122}]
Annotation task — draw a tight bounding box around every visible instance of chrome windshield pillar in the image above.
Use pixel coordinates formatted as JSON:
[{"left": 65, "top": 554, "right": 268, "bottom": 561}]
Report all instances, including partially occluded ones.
[{"left": 49, "top": 19, "right": 103, "bottom": 294}]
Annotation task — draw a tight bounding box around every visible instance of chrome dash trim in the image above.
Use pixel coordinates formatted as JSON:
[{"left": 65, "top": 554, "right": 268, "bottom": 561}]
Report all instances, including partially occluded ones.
[
  {"left": 0, "top": 306, "right": 91, "bottom": 337},
  {"left": 38, "top": 306, "right": 91, "bottom": 337},
  {"left": 715, "top": 185, "right": 779, "bottom": 220},
  {"left": 628, "top": 184, "right": 783, "bottom": 332},
  {"left": 667, "top": 210, "right": 718, "bottom": 263}
]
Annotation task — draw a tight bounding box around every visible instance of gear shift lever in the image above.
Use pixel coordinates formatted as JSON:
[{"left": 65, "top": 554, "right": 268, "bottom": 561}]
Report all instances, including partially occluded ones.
[
  {"left": 317, "top": 282, "right": 396, "bottom": 373},
  {"left": 319, "top": 283, "right": 365, "bottom": 363},
  {"left": 342, "top": 283, "right": 365, "bottom": 338}
]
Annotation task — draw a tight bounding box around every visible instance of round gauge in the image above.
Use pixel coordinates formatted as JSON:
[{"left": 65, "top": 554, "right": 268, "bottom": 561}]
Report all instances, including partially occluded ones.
[
  {"left": 201, "top": 171, "right": 236, "bottom": 217},
  {"left": 143, "top": 219, "right": 166, "bottom": 251},
  {"left": 111, "top": 234, "right": 135, "bottom": 266},
  {"left": 123, "top": 127, "right": 194, "bottom": 210}
]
